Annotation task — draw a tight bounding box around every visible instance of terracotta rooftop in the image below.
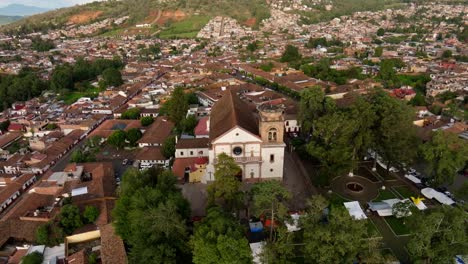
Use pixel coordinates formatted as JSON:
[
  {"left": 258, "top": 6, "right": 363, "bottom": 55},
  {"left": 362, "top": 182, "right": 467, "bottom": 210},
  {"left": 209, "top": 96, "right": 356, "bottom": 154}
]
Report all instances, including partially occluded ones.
[
  {"left": 137, "top": 117, "right": 174, "bottom": 145},
  {"left": 136, "top": 147, "right": 166, "bottom": 161},
  {"left": 100, "top": 224, "right": 127, "bottom": 264},
  {"left": 176, "top": 138, "right": 210, "bottom": 149},
  {"left": 209, "top": 90, "right": 258, "bottom": 141}
]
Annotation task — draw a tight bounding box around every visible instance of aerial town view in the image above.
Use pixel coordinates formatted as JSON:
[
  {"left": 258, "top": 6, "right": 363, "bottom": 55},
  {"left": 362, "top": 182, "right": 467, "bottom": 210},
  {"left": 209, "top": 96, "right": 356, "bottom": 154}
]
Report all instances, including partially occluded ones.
[{"left": 0, "top": 0, "right": 466, "bottom": 263}]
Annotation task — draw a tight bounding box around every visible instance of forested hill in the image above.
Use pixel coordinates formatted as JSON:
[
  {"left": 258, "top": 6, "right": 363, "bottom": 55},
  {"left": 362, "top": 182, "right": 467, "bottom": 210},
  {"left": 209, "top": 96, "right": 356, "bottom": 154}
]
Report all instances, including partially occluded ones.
[
  {"left": 1, "top": 0, "right": 464, "bottom": 35},
  {"left": 0, "top": 0, "right": 270, "bottom": 34}
]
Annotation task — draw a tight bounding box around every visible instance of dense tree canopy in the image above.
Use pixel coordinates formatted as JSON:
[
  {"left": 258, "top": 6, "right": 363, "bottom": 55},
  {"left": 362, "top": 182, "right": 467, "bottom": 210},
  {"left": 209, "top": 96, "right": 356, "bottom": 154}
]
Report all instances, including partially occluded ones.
[
  {"left": 0, "top": 68, "right": 48, "bottom": 109},
  {"left": 107, "top": 130, "right": 127, "bottom": 149},
  {"left": 22, "top": 252, "right": 44, "bottom": 264},
  {"left": 190, "top": 207, "right": 252, "bottom": 264},
  {"left": 407, "top": 205, "right": 468, "bottom": 263},
  {"left": 302, "top": 197, "right": 374, "bottom": 263},
  {"left": 121, "top": 108, "right": 141, "bottom": 119},
  {"left": 140, "top": 116, "right": 154, "bottom": 126},
  {"left": 101, "top": 67, "right": 123, "bottom": 88},
  {"left": 161, "top": 136, "right": 176, "bottom": 158},
  {"left": 421, "top": 131, "right": 468, "bottom": 186},
  {"left": 207, "top": 153, "right": 243, "bottom": 212},
  {"left": 165, "top": 86, "right": 189, "bottom": 130},
  {"left": 126, "top": 128, "right": 142, "bottom": 146},
  {"left": 58, "top": 204, "right": 83, "bottom": 235},
  {"left": 280, "top": 45, "right": 301, "bottom": 63},
  {"left": 113, "top": 168, "right": 191, "bottom": 263}
]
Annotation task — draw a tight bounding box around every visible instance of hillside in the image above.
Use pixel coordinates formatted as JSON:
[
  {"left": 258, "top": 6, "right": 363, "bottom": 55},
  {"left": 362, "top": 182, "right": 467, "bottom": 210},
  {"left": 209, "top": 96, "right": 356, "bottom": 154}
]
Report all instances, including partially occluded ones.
[
  {"left": 1, "top": 0, "right": 462, "bottom": 37},
  {"left": 0, "top": 0, "right": 269, "bottom": 35}
]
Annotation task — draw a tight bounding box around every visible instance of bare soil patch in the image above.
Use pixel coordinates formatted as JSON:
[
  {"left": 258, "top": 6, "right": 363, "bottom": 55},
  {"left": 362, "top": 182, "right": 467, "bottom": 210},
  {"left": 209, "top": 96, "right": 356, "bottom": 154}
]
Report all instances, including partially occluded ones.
[{"left": 68, "top": 10, "right": 103, "bottom": 24}]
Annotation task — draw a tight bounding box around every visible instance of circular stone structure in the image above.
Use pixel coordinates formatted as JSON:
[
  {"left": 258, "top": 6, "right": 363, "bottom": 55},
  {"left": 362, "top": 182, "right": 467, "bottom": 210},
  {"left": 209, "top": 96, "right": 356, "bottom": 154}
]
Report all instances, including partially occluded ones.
[{"left": 331, "top": 175, "right": 379, "bottom": 202}]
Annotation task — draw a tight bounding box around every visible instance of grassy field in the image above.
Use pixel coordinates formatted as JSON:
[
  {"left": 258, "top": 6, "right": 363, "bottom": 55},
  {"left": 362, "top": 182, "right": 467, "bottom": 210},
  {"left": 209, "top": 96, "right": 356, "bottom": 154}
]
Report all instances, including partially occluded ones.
[
  {"left": 59, "top": 87, "right": 101, "bottom": 105},
  {"left": 367, "top": 219, "right": 381, "bottom": 238},
  {"left": 384, "top": 217, "right": 410, "bottom": 235},
  {"left": 158, "top": 15, "right": 211, "bottom": 39},
  {"left": 375, "top": 189, "right": 397, "bottom": 201},
  {"left": 393, "top": 186, "right": 417, "bottom": 199}
]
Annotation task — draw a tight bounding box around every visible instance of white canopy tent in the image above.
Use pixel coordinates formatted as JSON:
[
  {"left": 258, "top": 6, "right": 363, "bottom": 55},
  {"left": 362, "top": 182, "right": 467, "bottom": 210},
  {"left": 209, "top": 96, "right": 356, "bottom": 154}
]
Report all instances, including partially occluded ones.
[
  {"left": 404, "top": 174, "right": 421, "bottom": 184},
  {"left": 421, "top": 188, "right": 455, "bottom": 205},
  {"left": 344, "top": 201, "right": 367, "bottom": 220}
]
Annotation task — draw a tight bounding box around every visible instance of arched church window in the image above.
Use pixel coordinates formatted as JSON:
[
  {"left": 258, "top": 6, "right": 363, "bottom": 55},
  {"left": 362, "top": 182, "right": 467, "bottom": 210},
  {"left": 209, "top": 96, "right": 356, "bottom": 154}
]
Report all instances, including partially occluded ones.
[{"left": 268, "top": 128, "right": 277, "bottom": 142}]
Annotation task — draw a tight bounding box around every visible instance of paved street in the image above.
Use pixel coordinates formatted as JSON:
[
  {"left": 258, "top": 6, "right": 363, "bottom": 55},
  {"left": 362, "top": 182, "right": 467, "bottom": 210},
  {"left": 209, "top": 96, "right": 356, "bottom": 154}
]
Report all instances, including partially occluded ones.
[
  {"left": 283, "top": 150, "right": 316, "bottom": 210},
  {"left": 181, "top": 183, "right": 207, "bottom": 217}
]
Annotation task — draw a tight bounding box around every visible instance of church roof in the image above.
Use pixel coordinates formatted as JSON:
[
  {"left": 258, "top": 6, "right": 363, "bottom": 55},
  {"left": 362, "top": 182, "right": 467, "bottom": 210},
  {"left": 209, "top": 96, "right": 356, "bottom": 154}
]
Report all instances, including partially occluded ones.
[{"left": 209, "top": 90, "right": 258, "bottom": 140}]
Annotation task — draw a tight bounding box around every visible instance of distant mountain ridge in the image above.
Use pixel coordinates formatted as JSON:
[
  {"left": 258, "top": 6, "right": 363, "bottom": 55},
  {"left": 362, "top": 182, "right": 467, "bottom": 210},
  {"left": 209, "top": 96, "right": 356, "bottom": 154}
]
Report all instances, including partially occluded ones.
[
  {"left": 0, "top": 4, "right": 50, "bottom": 16},
  {"left": 0, "top": 15, "right": 22, "bottom": 25}
]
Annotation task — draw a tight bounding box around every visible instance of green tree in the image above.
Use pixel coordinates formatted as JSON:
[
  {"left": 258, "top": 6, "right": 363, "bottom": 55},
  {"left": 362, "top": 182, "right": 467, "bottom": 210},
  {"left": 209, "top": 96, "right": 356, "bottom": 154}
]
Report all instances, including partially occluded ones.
[
  {"left": 126, "top": 128, "right": 142, "bottom": 146},
  {"left": 302, "top": 202, "right": 369, "bottom": 263},
  {"left": 441, "top": 50, "right": 452, "bottom": 59},
  {"left": 306, "top": 112, "right": 355, "bottom": 184},
  {"left": 298, "top": 86, "right": 336, "bottom": 133},
  {"left": 347, "top": 96, "right": 377, "bottom": 172},
  {"left": 371, "top": 90, "right": 419, "bottom": 174},
  {"left": 191, "top": 207, "right": 252, "bottom": 264},
  {"left": 251, "top": 181, "right": 291, "bottom": 222},
  {"left": 22, "top": 252, "right": 44, "bottom": 264},
  {"left": 51, "top": 65, "right": 74, "bottom": 91},
  {"left": 167, "top": 87, "right": 189, "bottom": 129},
  {"left": 121, "top": 108, "right": 141, "bottom": 119},
  {"left": 207, "top": 153, "right": 243, "bottom": 212},
  {"left": 161, "top": 136, "right": 176, "bottom": 158},
  {"left": 378, "top": 59, "right": 399, "bottom": 88},
  {"left": 35, "top": 223, "right": 50, "bottom": 245},
  {"left": 112, "top": 168, "right": 191, "bottom": 263},
  {"left": 107, "top": 130, "right": 126, "bottom": 149},
  {"left": 140, "top": 116, "right": 154, "bottom": 126},
  {"left": 377, "top": 28, "right": 385, "bottom": 36},
  {"left": 83, "top": 205, "right": 100, "bottom": 224},
  {"left": 406, "top": 206, "right": 468, "bottom": 263},
  {"left": 374, "top": 46, "right": 383, "bottom": 57},
  {"left": 181, "top": 115, "right": 198, "bottom": 135},
  {"left": 280, "top": 45, "right": 301, "bottom": 63},
  {"left": 59, "top": 204, "right": 83, "bottom": 235},
  {"left": 247, "top": 41, "right": 259, "bottom": 52},
  {"left": 421, "top": 131, "right": 468, "bottom": 186},
  {"left": 70, "top": 150, "right": 86, "bottom": 163},
  {"left": 101, "top": 67, "right": 123, "bottom": 87}
]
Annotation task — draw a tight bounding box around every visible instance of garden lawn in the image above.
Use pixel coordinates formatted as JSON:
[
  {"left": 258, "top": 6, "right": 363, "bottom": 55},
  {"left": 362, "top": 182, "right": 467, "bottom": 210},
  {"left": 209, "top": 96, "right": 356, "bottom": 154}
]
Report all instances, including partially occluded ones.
[
  {"left": 366, "top": 219, "right": 381, "bottom": 238},
  {"left": 384, "top": 216, "right": 410, "bottom": 236},
  {"left": 375, "top": 189, "right": 397, "bottom": 201},
  {"left": 393, "top": 185, "right": 417, "bottom": 199}
]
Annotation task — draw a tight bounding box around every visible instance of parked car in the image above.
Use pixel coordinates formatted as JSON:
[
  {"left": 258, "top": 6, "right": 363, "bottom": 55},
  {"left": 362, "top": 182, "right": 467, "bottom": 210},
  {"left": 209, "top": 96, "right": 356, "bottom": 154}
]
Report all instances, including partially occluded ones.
[{"left": 122, "top": 159, "right": 128, "bottom": 165}]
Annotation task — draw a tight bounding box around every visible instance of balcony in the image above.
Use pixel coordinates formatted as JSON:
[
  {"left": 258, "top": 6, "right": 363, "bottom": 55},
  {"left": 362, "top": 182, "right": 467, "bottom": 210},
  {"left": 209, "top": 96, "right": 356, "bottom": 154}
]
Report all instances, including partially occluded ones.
[{"left": 214, "top": 156, "right": 262, "bottom": 164}]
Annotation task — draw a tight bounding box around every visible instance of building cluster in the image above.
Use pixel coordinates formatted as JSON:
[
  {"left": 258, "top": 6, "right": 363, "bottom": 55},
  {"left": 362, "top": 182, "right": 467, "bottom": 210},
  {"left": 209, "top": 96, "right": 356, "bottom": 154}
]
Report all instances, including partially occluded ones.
[{"left": 0, "top": 1, "right": 466, "bottom": 262}]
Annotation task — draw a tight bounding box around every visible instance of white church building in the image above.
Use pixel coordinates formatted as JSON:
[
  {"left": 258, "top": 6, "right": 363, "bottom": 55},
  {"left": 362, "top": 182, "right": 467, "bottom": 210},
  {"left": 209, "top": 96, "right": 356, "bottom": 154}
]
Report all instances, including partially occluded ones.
[{"left": 203, "top": 90, "right": 286, "bottom": 183}]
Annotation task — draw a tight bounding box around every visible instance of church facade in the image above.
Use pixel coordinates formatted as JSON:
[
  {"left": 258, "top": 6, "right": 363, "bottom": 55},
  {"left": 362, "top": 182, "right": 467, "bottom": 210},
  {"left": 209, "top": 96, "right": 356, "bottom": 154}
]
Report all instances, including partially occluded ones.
[{"left": 203, "top": 90, "right": 285, "bottom": 183}]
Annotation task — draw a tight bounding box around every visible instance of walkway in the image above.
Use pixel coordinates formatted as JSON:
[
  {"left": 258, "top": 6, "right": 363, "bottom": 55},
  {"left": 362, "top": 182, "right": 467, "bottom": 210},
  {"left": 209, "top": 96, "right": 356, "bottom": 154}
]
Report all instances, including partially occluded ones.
[{"left": 369, "top": 215, "right": 411, "bottom": 263}]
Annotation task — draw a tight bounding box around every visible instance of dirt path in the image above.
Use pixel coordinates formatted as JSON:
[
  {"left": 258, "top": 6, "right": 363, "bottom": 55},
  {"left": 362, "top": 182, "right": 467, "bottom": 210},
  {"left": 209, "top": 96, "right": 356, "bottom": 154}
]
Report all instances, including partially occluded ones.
[{"left": 150, "top": 10, "right": 162, "bottom": 25}]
